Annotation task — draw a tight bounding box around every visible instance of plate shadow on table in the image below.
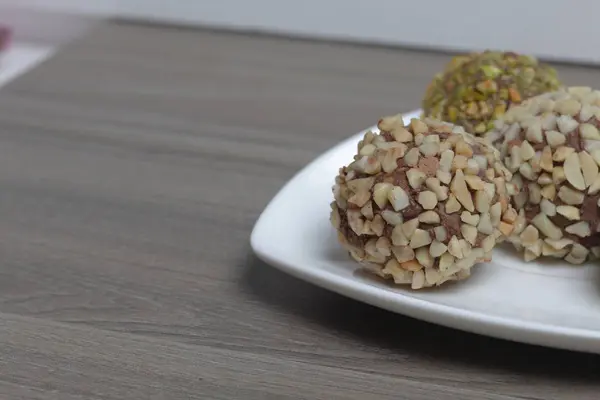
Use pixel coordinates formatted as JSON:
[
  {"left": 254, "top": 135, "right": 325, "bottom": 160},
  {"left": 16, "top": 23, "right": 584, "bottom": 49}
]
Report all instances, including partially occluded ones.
[{"left": 241, "top": 251, "right": 600, "bottom": 381}]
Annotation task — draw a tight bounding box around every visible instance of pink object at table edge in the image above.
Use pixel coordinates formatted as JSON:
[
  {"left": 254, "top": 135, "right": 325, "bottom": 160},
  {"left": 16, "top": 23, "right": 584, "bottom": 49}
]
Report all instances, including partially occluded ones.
[{"left": 0, "top": 26, "right": 12, "bottom": 51}]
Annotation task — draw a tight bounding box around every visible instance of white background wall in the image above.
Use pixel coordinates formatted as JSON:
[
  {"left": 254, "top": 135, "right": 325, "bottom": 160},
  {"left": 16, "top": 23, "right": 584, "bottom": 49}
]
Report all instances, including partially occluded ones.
[{"left": 3, "top": 0, "right": 600, "bottom": 65}]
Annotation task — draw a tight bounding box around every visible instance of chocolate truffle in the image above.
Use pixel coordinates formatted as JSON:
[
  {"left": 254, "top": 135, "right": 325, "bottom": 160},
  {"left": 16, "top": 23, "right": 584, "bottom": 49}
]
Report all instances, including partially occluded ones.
[
  {"left": 422, "top": 50, "right": 561, "bottom": 135},
  {"left": 485, "top": 86, "right": 600, "bottom": 264},
  {"left": 330, "top": 115, "right": 516, "bottom": 289}
]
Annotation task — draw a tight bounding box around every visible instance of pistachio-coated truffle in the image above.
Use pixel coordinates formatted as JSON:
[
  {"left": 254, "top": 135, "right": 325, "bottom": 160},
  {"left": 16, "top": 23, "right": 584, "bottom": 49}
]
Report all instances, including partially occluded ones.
[{"left": 422, "top": 51, "right": 562, "bottom": 135}]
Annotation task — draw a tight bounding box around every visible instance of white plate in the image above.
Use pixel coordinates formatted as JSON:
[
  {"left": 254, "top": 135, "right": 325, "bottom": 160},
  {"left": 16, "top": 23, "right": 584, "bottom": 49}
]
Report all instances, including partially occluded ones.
[
  {"left": 250, "top": 109, "right": 600, "bottom": 354},
  {"left": 0, "top": 42, "right": 55, "bottom": 88}
]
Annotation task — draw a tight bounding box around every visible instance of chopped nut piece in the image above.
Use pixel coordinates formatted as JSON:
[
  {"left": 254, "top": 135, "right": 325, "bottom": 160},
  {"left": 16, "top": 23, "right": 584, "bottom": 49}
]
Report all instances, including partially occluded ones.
[
  {"left": 361, "top": 201, "right": 374, "bottom": 219},
  {"left": 447, "top": 235, "right": 463, "bottom": 258},
  {"left": 406, "top": 168, "right": 427, "bottom": 189},
  {"left": 371, "top": 215, "right": 385, "bottom": 236},
  {"left": 429, "top": 240, "right": 448, "bottom": 258},
  {"left": 418, "top": 210, "right": 440, "bottom": 224},
  {"left": 415, "top": 247, "right": 434, "bottom": 268},
  {"left": 473, "top": 155, "right": 488, "bottom": 171},
  {"left": 381, "top": 147, "right": 404, "bottom": 173},
  {"left": 455, "top": 140, "right": 473, "bottom": 157},
  {"left": 411, "top": 269, "right": 426, "bottom": 289},
  {"left": 450, "top": 170, "right": 475, "bottom": 212},
  {"left": 377, "top": 115, "right": 401, "bottom": 131},
  {"left": 419, "top": 142, "right": 440, "bottom": 156},
  {"left": 552, "top": 146, "right": 575, "bottom": 162},
  {"left": 425, "top": 267, "right": 442, "bottom": 285},
  {"left": 347, "top": 177, "right": 375, "bottom": 193},
  {"left": 410, "top": 229, "right": 433, "bottom": 248},
  {"left": 556, "top": 205, "right": 580, "bottom": 221},
  {"left": 540, "top": 184, "right": 556, "bottom": 200},
  {"left": 461, "top": 224, "right": 478, "bottom": 245},
  {"left": 579, "top": 151, "right": 599, "bottom": 188},
  {"left": 461, "top": 211, "right": 480, "bottom": 226},
  {"left": 571, "top": 243, "right": 590, "bottom": 259},
  {"left": 540, "top": 199, "right": 557, "bottom": 216},
  {"left": 520, "top": 225, "right": 539, "bottom": 247},
  {"left": 434, "top": 226, "right": 448, "bottom": 242},
  {"left": 348, "top": 190, "right": 370, "bottom": 207},
  {"left": 359, "top": 143, "right": 377, "bottom": 156},
  {"left": 410, "top": 118, "right": 428, "bottom": 135},
  {"left": 519, "top": 162, "right": 536, "bottom": 181},
  {"left": 388, "top": 186, "right": 410, "bottom": 211},
  {"left": 381, "top": 210, "right": 403, "bottom": 225},
  {"left": 401, "top": 259, "right": 423, "bottom": 272},
  {"left": 490, "top": 202, "right": 502, "bottom": 225},
  {"left": 483, "top": 182, "right": 496, "bottom": 202},
  {"left": 392, "top": 245, "right": 415, "bottom": 263},
  {"left": 482, "top": 235, "right": 496, "bottom": 252},
  {"left": 464, "top": 175, "right": 485, "bottom": 190},
  {"left": 555, "top": 98, "right": 581, "bottom": 116},
  {"left": 502, "top": 207, "right": 518, "bottom": 223},
  {"left": 558, "top": 186, "right": 584, "bottom": 205},
  {"left": 436, "top": 170, "right": 452, "bottom": 184},
  {"left": 580, "top": 104, "right": 595, "bottom": 122},
  {"left": 520, "top": 141, "right": 535, "bottom": 161},
  {"left": 557, "top": 115, "right": 578, "bottom": 133},
  {"left": 552, "top": 166, "right": 566, "bottom": 185},
  {"left": 438, "top": 253, "right": 454, "bottom": 272},
  {"left": 465, "top": 159, "right": 480, "bottom": 175},
  {"left": 563, "top": 152, "right": 586, "bottom": 190},
  {"left": 362, "top": 220, "right": 375, "bottom": 235},
  {"left": 404, "top": 148, "right": 420, "bottom": 166},
  {"left": 499, "top": 221, "right": 515, "bottom": 237},
  {"left": 475, "top": 190, "right": 491, "bottom": 213},
  {"left": 373, "top": 182, "right": 393, "bottom": 209},
  {"left": 452, "top": 155, "right": 468, "bottom": 171},
  {"left": 445, "top": 194, "right": 462, "bottom": 214},
  {"left": 540, "top": 146, "right": 553, "bottom": 172},
  {"left": 425, "top": 177, "right": 448, "bottom": 201},
  {"left": 532, "top": 213, "right": 563, "bottom": 240},
  {"left": 392, "top": 127, "right": 413, "bottom": 142},
  {"left": 391, "top": 224, "right": 409, "bottom": 246},
  {"left": 545, "top": 130, "right": 566, "bottom": 148},
  {"left": 565, "top": 221, "right": 591, "bottom": 237},
  {"left": 580, "top": 123, "right": 600, "bottom": 140},
  {"left": 537, "top": 173, "right": 552, "bottom": 185},
  {"left": 526, "top": 121, "right": 544, "bottom": 143},
  {"left": 439, "top": 149, "right": 454, "bottom": 172},
  {"left": 375, "top": 237, "right": 392, "bottom": 256},
  {"left": 477, "top": 212, "right": 494, "bottom": 235},
  {"left": 417, "top": 191, "right": 438, "bottom": 210},
  {"left": 458, "top": 239, "right": 472, "bottom": 258}
]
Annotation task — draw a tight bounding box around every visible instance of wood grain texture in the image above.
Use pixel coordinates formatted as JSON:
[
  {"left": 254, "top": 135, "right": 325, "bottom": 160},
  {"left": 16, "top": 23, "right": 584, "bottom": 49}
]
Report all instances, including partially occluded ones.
[{"left": 0, "top": 21, "right": 599, "bottom": 399}]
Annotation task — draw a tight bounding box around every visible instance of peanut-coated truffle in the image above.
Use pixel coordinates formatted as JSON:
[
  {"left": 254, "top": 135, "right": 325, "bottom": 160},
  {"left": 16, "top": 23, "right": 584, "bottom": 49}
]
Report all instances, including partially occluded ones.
[
  {"left": 330, "top": 115, "right": 515, "bottom": 289},
  {"left": 485, "top": 86, "right": 600, "bottom": 264},
  {"left": 422, "top": 51, "right": 561, "bottom": 135}
]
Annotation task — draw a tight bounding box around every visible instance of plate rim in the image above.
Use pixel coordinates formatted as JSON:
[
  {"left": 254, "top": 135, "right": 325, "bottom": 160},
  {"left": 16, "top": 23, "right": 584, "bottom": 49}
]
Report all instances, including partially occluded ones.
[{"left": 250, "top": 109, "right": 600, "bottom": 353}]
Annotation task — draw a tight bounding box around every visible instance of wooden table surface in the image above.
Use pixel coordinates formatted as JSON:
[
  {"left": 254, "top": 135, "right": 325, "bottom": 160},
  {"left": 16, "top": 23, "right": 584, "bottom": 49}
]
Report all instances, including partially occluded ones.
[{"left": 0, "top": 21, "right": 600, "bottom": 399}]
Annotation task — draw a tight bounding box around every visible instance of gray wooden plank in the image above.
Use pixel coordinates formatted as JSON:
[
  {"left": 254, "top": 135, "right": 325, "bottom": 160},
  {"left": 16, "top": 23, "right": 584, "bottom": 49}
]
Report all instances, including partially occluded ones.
[{"left": 0, "top": 312, "right": 537, "bottom": 400}]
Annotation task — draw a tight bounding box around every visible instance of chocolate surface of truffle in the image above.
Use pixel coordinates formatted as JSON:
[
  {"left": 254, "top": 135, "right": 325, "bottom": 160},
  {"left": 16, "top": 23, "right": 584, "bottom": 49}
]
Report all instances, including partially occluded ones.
[
  {"left": 422, "top": 51, "right": 561, "bottom": 135},
  {"left": 330, "top": 116, "right": 515, "bottom": 289},
  {"left": 485, "top": 86, "right": 600, "bottom": 264}
]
